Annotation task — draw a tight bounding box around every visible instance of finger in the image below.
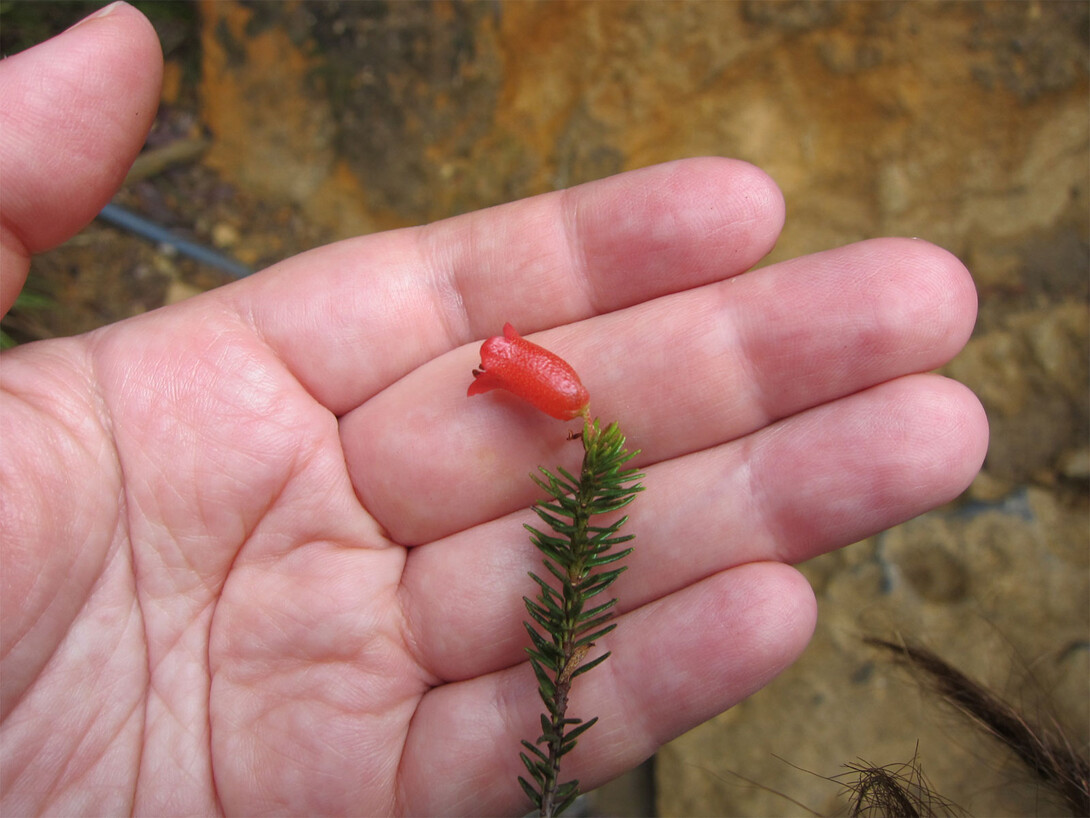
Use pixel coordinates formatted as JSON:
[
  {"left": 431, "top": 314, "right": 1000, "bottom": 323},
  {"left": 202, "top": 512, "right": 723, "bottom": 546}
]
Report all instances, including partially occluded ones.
[
  {"left": 343, "top": 237, "right": 979, "bottom": 545},
  {"left": 230, "top": 157, "right": 783, "bottom": 414},
  {"left": 398, "top": 561, "right": 816, "bottom": 817},
  {"left": 401, "top": 373, "right": 987, "bottom": 682},
  {"left": 0, "top": 2, "right": 162, "bottom": 315}
]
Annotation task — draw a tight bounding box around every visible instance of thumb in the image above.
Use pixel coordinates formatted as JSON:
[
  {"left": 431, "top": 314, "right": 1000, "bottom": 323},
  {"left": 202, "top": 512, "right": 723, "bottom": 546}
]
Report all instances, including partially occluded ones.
[{"left": 0, "top": 1, "right": 162, "bottom": 317}]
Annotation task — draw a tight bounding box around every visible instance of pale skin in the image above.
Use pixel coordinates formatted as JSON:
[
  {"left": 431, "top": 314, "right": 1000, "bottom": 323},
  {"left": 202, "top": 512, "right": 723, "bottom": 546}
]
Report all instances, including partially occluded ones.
[{"left": 0, "top": 4, "right": 989, "bottom": 816}]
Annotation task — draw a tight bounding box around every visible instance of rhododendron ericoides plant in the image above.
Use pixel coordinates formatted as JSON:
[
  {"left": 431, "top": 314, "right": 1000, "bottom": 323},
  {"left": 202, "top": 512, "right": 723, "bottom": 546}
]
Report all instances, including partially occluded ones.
[{"left": 468, "top": 325, "right": 643, "bottom": 817}]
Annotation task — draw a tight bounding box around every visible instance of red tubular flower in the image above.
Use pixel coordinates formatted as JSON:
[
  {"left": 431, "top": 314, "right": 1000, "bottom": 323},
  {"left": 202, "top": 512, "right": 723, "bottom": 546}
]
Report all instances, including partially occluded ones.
[{"left": 468, "top": 323, "right": 590, "bottom": 420}]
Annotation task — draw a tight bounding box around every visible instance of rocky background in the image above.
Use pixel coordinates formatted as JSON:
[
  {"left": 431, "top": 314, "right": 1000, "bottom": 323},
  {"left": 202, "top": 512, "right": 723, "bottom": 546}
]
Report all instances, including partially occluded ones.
[{"left": 3, "top": 1, "right": 1087, "bottom": 815}]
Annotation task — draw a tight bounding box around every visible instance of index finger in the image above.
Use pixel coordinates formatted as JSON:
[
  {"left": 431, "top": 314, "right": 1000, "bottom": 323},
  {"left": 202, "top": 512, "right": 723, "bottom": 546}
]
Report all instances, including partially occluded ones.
[{"left": 228, "top": 158, "right": 784, "bottom": 414}]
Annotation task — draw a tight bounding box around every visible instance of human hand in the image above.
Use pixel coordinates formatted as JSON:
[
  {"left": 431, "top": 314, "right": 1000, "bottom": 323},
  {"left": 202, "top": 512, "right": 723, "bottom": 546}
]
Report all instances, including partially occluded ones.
[{"left": 0, "top": 5, "right": 988, "bottom": 816}]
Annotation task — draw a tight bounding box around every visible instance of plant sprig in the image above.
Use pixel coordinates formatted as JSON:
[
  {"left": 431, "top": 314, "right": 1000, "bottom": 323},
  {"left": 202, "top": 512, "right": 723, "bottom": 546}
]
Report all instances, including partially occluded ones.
[{"left": 518, "top": 419, "right": 643, "bottom": 817}]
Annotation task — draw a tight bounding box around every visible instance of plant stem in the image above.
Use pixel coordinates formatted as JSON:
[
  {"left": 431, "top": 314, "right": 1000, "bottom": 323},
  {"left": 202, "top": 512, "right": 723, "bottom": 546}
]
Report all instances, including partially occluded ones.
[{"left": 519, "top": 420, "right": 642, "bottom": 817}]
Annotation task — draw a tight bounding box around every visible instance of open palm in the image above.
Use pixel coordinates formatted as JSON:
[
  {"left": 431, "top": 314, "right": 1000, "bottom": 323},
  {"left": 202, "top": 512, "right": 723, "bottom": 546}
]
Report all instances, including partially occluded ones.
[{"left": 0, "top": 7, "right": 988, "bottom": 816}]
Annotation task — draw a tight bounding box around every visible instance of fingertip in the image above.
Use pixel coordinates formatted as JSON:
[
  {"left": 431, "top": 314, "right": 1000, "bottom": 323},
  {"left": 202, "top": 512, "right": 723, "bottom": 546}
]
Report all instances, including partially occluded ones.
[
  {"left": 901, "top": 236, "right": 980, "bottom": 343},
  {"left": 931, "top": 375, "right": 990, "bottom": 496},
  {"left": 692, "top": 156, "right": 787, "bottom": 239},
  {"left": 654, "top": 156, "right": 786, "bottom": 222},
  {"left": 573, "top": 157, "right": 787, "bottom": 308},
  {"left": 65, "top": 1, "right": 132, "bottom": 29},
  {"left": 0, "top": 0, "right": 163, "bottom": 254},
  {"left": 1, "top": 229, "right": 29, "bottom": 319},
  {"left": 871, "top": 374, "right": 990, "bottom": 510},
  {"left": 836, "top": 237, "right": 980, "bottom": 369},
  {"left": 621, "top": 561, "right": 819, "bottom": 753},
  {"left": 732, "top": 562, "right": 818, "bottom": 687},
  {"left": 67, "top": 1, "right": 161, "bottom": 54},
  {"left": 649, "top": 156, "right": 787, "bottom": 248}
]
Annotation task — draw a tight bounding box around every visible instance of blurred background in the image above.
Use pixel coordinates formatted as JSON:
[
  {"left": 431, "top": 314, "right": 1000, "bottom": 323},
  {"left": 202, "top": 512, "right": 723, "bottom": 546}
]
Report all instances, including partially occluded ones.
[{"left": 3, "top": 1, "right": 1087, "bottom": 815}]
